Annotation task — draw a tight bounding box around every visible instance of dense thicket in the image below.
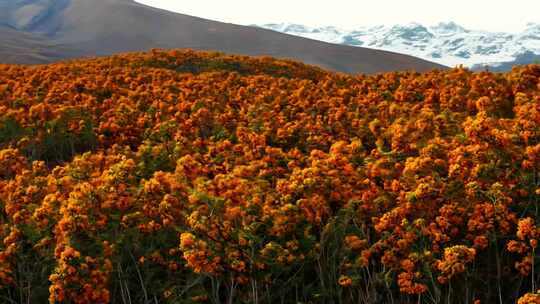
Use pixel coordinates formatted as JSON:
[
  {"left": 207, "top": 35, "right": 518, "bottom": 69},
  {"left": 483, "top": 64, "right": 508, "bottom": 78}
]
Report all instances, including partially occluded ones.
[{"left": 1, "top": 49, "right": 540, "bottom": 303}]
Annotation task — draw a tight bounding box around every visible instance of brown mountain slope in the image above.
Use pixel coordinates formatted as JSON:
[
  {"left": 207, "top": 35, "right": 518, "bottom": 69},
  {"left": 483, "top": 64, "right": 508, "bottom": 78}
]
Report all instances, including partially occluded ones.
[
  {"left": 0, "top": 0, "right": 446, "bottom": 73},
  {"left": 0, "top": 27, "right": 83, "bottom": 64}
]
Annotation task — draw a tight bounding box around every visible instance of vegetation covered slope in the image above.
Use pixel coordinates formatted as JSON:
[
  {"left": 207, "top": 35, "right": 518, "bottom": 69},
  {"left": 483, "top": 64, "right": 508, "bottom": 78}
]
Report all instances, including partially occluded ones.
[{"left": 0, "top": 49, "right": 539, "bottom": 303}]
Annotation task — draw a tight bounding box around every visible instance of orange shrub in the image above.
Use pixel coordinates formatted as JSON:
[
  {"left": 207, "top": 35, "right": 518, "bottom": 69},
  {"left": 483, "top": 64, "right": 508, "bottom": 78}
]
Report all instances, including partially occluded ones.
[{"left": 0, "top": 49, "right": 539, "bottom": 303}]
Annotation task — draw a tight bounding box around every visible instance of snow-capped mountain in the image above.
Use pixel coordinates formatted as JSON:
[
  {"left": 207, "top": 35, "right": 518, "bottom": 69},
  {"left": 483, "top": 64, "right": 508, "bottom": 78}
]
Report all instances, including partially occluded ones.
[{"left": 254, "top": 22, "right": 540, "bottom": 70}]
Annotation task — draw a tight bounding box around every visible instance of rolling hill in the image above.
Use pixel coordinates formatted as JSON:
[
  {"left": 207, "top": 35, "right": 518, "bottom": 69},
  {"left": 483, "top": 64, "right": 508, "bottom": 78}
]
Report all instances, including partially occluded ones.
[{"left": 0, "top": 0, "right": 445, "bottom": 73}]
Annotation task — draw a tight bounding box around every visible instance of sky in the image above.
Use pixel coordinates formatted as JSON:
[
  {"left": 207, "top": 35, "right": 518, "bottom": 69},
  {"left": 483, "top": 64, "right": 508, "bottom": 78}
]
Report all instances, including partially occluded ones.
[{"left": 135, "top": 0, "right": 539, "bottom": 32}]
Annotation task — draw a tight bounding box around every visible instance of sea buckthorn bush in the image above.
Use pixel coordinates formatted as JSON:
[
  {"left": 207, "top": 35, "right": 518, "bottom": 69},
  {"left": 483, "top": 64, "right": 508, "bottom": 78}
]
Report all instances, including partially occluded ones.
[{"left": 0, "top": 49, "right": 540, "bottom": 303}]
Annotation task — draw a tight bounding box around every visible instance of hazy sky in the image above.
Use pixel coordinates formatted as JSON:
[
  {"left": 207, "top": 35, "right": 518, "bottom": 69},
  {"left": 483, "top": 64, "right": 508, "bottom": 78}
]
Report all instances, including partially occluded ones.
[{"left": 135, "top": 0, "right": 539, "bottom": 32}]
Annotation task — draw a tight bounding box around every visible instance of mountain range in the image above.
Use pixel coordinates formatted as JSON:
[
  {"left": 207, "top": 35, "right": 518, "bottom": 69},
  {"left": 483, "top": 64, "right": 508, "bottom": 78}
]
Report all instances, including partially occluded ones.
[
  {"left": 255, "top": 22, "right": 540, "bottom": 70},
  {"left": 0, "top": 0, "right": 444, "bottom": 74}
]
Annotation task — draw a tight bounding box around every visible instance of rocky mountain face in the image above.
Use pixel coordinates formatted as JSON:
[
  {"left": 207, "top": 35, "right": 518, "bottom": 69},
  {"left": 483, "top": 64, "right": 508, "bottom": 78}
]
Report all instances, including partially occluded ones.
[{"left": 256, "top": 22, "right": 540, "bottom": 70}]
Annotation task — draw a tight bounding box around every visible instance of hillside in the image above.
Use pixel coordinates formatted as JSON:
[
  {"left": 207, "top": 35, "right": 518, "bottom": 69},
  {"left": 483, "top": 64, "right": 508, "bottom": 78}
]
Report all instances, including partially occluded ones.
[
  {"left": 0, "top": 50, "right": 539, "bottom": 303},
  {"left": 0, "top": 27, "right": 83, "bottom": 64},
  {"left": 0, "top": 0, "right": 445, "bottom": 73}
]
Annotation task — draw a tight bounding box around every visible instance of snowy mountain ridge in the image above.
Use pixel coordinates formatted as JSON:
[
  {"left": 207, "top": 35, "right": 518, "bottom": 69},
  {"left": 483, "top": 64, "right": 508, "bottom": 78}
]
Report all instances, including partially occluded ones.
[{"left": 254, "top": 22, "right": 540, "bottom": 69}]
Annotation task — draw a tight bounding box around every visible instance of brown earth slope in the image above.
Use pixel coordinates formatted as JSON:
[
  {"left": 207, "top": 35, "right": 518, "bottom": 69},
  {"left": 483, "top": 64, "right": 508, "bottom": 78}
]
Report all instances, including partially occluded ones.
[
  {"left": 0, "top": 0, "right": 447, "bottom": 73},
  {"left": 0, "top": 27, "right": 84, "bottom": 64}
]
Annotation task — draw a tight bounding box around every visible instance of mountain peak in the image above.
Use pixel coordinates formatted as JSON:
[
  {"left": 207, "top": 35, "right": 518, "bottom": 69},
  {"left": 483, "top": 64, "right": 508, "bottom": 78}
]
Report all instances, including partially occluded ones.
[
  {"left": 259, "top": 23, "right": 313, "bottom": 33},
  {"left": 390, "top": 22, "right": 425, "bottom": 31},
  {"left": 389, "top": 23, "right": 434, "bottom": 41},
  {"left": 431, "top": 21, "right": 467, "bottom": 33},
  {"left": 524, "top": 22, "right": 540, "bottom": 33}
]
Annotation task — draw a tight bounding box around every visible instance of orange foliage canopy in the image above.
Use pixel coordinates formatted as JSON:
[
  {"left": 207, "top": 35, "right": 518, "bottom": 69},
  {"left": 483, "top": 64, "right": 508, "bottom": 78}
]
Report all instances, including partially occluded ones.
[{"left": 0, "top": 49, "right": 539, "bottom": 303}]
